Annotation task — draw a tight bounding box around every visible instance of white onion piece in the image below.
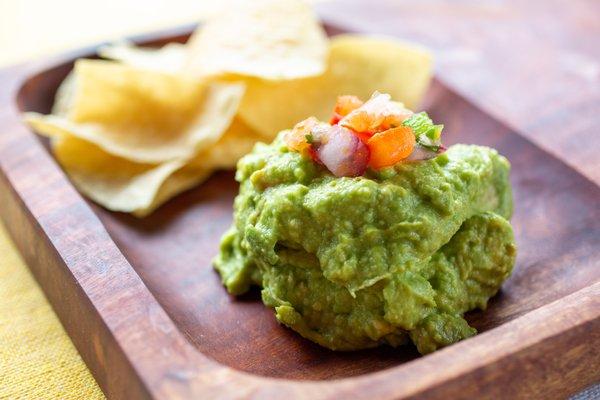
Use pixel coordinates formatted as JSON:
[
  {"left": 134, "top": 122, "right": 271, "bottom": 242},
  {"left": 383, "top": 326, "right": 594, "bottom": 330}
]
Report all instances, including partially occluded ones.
[
  {"left": 310, "top": 122, "right": 330, "bottom": 146},
  {"left": 316, "top": 125, "right": 369, "bottom": 177}
]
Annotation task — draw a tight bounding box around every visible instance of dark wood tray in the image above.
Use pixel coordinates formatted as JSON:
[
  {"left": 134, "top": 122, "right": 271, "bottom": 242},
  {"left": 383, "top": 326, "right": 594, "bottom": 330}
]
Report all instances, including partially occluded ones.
[{"left": 0, "top": 25, "right": 598, "bottom": 399}]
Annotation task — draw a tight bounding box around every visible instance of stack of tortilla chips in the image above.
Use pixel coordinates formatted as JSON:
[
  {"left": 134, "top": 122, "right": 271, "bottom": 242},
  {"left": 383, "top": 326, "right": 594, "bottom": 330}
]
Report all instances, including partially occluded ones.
[{"left": 25, "top": 0, "right": 433, "bottom": 216}]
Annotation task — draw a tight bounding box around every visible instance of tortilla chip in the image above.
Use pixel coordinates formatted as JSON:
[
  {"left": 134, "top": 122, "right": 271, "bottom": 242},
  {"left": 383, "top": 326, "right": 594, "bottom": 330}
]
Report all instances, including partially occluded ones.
[
  {"left": 191, "top": 118, "right": 264, "bottom": 170},
  {"left": 185, "top": 0, "right": 328, "bottom": 80},
  {"left": 98, "top": 41, "right": 187, "bottom": 73},
  {"left": 135, "top": 163, "right": 212, "bottom": 217},
  {"left": 25, "top": 60, "right": 245, "bottom": 163},
  {"left": 52, "top": 71, "right": 76, "bottom": 116},
  {"left": 131, "top": 119, "right": 261, "bottom": 215},
  {"left": 237, "top": 34, "right": 433, "bottom": 137},
  {"left": 32, "top": 118, "right": 263, "bottom": 217},
  {"left": 25, "top": 68, "right": 262, "bottom": 216},
  {"left": 50, "top": 135, "right": 189, "bottom": 215}
]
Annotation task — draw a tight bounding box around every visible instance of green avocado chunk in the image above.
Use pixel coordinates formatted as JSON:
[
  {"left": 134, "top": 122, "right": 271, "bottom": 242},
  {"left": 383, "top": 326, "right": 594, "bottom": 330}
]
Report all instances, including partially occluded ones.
[{"left": 214, "top": 134, "right": 516, "bottom": 354}]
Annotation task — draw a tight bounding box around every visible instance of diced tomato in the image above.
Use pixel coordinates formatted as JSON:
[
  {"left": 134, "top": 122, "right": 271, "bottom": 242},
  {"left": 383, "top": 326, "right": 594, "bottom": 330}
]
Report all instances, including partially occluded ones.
[
  {"left": 351, "top": 130, "right": 373, "bottom": 144},
  {"left": 367, "top": 126, "right": 416, "bottom": 169},
  {"left": 334, "top": 95, "right": 363, "bottom": 117},
  {"left": 285, "top": 117, "right": 319, "bottom": 153},
  {"left": 330, "top": 95, "right": 363, "bottom": 125},
  {"left": 329, "top": 113, "right": 342, "bottom": 125},
  {"left": 341, "top": 92, "right": 413, "bottom": 134}
]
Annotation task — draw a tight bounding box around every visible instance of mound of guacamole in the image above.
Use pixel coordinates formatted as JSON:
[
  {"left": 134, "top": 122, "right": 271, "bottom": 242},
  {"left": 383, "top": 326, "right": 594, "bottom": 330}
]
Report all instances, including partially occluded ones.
[{"left": 214, "top": 134, "right": 516, "bottom": 354}]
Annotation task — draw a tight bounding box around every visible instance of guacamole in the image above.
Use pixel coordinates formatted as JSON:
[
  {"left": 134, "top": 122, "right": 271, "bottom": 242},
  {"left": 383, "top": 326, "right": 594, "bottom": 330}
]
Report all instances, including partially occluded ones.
[{"left": 214, "top": 135, "right": 516, "bottom": 354}]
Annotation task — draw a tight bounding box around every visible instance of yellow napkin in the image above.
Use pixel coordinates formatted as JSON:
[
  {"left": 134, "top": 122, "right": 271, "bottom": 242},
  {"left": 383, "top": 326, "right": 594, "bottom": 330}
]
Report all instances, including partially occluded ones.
[{"left": 0, "top": 221, "right": 104, "bottom": 399}]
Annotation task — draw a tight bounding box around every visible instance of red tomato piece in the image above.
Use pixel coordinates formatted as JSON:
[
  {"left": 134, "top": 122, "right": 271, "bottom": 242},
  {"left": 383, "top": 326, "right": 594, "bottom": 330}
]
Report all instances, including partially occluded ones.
[{"left": 367, "top": 126, "right": 416, "bottom": 169}]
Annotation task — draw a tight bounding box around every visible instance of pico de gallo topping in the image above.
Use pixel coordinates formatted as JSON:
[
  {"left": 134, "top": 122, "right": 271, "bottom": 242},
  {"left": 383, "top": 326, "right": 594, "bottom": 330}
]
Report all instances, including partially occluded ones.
[{"left": 285, "top": 92, "right": 445, "bottom": 177}]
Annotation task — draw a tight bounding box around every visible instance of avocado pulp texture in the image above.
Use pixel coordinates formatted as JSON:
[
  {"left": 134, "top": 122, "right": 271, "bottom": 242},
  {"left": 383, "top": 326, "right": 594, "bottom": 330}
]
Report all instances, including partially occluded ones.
[{"left": 214, "top": 135, "right": 516, "bottom": 354}]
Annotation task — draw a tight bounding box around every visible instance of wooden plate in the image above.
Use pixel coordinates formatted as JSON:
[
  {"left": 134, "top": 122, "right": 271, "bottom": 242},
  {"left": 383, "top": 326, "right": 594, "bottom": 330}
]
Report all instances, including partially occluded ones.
[{"left": 0, "top": 25, "right": 598, "bottom": 399}]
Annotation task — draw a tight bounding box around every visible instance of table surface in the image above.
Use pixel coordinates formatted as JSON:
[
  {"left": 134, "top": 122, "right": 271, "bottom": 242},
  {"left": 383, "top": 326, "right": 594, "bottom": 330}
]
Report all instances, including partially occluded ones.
[{"left": 1, "top": 0, "right": 598, "bottom": 399}]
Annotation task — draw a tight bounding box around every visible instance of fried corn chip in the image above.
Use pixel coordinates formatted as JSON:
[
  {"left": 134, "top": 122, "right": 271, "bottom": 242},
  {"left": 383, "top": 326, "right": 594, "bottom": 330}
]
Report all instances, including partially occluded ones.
[
  {"left": 98, "top": 41, "right": 187, "bottom": 73},
  {"left": 26, "top": 59, "right": 244, "bottom": 163},
  {"left": 135, "top": 119, "right": 263, "bottom": 215},
  {"left": 185, "top": 0, "right": 328, "bottom": 80},
  {"left": 28, "top": 117, "right": 262, "bottom": 216},
  {"left": 237, "top": 34, "right": 433, "bottom": 137},
  {"left": 50, "top": 136, "right": 188, "bottom": 216},
  {"left": 136, "top": 163, "right": 212, "bottom": 217},
  {"left": 191, "top": 118, "right": 264, "bottom": 170},
  {"left": 52, "top": 71, "right": 76, "bottom": 116},
  {"left": 25, "top": 60, "right": 260, "bottom": 217}
]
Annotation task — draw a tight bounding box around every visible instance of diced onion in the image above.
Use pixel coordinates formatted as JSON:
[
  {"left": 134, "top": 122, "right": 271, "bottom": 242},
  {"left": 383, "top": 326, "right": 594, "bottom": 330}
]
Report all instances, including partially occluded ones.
[{"left": 316, "top": 125, "right": 369, "bottom": 177}]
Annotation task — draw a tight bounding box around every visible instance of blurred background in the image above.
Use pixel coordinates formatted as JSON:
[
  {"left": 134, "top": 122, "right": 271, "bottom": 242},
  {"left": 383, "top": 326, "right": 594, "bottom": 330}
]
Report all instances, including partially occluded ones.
[{"left": 0, "top": 0, "right": 222, "bottom": 66}]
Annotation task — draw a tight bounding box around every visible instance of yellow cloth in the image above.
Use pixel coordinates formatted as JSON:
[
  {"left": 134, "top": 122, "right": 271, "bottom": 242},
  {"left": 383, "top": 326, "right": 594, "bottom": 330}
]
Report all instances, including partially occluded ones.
[{"left": 0, "top": 221, "right": 105, "bottom": 399}]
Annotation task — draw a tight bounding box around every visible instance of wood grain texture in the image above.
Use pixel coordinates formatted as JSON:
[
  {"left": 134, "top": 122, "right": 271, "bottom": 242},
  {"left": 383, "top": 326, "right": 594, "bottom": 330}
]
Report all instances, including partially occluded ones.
[
  {"left": 317, "top": 0, "right": 600, "bottom": 185},
  {"left": 0, "top": 25, "right": 599, "bottom": 399}
]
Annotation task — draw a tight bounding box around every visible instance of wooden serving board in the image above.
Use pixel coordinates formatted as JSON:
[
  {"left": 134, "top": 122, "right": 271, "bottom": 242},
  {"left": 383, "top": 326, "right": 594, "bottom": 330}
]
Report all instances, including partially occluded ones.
[{"left": 0, "top": 25, "right": 599, "bottom": 399}]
